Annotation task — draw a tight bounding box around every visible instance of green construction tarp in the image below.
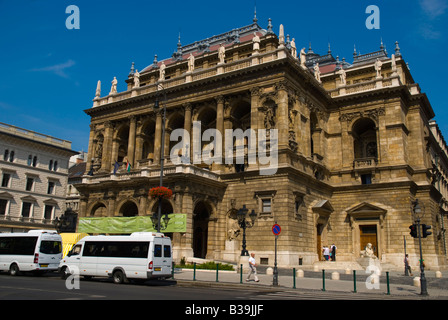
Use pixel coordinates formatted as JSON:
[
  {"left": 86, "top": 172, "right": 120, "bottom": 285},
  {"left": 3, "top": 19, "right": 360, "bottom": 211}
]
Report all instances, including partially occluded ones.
[{"left": 78, "top": 214, "right": 186, "bottom": 234}]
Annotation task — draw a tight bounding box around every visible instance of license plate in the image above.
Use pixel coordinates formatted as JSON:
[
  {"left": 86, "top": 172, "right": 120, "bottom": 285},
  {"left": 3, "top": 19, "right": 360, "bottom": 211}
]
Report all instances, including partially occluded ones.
[
  {"left": 154, "top": 267, "right": 161, "bottom": 271},
  {"left": 40, "top": 264, "right": 48, "bottom": 268}
]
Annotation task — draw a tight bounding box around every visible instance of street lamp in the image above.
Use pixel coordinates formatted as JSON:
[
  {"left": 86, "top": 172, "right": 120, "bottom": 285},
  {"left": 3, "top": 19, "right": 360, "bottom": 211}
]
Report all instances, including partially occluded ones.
[
  {"left": 153, "top": 82, "right": 168, "bottom": 233},
  {"left": 411, "top": 198, "right": 429, "bottom": 296},
  {"left": 150, "top": 210, "right": 171, "bottom": 231},
  {"left": 236, "top": 205, "right": 257, "bottom": 256}
]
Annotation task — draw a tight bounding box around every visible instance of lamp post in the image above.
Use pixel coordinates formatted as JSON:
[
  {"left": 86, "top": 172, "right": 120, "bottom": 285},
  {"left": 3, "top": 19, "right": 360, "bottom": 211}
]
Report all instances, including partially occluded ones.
[
  {"left": 236, "top": 205, "right": 257, "bottom": 256},
  {"left": 153, "top": 82, "right": 168, "bottom": 233},
  {"left": 412, "top": 199, "right": 428, "bottom": 296}
]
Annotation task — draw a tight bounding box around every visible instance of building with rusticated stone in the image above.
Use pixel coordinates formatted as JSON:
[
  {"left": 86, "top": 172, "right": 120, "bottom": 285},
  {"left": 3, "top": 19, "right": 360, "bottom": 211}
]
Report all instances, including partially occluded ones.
[{"left": 76, "top": 17, "right": 448, "bottom": 271}]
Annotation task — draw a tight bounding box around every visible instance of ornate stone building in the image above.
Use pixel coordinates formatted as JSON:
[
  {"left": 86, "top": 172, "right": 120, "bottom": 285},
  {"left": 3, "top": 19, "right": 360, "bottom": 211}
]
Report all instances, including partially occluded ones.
[{"left": 77, "top": 18, "right": 448, "bottom": 270}]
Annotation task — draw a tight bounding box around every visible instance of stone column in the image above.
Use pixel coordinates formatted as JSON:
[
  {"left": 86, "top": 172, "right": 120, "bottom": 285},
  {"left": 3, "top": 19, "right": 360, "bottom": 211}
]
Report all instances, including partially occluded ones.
[
  {"left": 276, "top": 82, "right": 289, "bottom": 149},
  {"left": 183, "top": 103, "right": 192, "bottom": 163},
  {"left": 86, "top": 124, "right": 96, "bottom": 165},
  {"left": 250, "top": 87, "right": 260, "bottom": 131},
  {"left": 127, "top": 116, "right": 137, "bottom": 167},
  {"left": 154, "top": 110, "right": 163, "bottom": 165},
  {"left": 216, "top": 96, "right": 225, "bottom": 165},
  {"left": 101, "top": 121, "right": 113, "bottom": 173}
]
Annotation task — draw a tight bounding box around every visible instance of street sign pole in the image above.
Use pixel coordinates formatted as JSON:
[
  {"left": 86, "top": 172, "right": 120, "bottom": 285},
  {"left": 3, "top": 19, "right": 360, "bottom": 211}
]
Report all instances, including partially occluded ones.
[
  {"left": 273, "top": 234, "right": 278, "bottom": 286},
  {"left": 272, "top": 224, "right": 281, "bottom": 286}
]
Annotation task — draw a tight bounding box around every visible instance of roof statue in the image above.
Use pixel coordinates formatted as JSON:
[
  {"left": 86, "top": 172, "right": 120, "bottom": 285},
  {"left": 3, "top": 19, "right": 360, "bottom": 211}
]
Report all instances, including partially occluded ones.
[
  {"left": 218, "top": 43, "right": 226, "bottom": 64},
  {"left": 110, "top": 77, "right": 117, "bottom": 94},
  {"left": 133, "top": 70, "right": 140, "bottom": 88},
  {"left": 290, "top": 38, "right": 297, "bottom": 59}
]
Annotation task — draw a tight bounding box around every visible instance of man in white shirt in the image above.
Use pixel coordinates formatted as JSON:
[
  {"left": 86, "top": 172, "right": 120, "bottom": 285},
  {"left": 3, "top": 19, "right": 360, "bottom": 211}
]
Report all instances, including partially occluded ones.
[{"left": 246, "top": 253, "right": 259, "bottom": 282}]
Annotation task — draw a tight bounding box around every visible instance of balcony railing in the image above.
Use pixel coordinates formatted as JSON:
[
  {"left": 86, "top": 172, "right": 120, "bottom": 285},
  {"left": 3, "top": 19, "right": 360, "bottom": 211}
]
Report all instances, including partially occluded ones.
[{"left": 353, "top": 157, "right": 378, "bottom": 169}]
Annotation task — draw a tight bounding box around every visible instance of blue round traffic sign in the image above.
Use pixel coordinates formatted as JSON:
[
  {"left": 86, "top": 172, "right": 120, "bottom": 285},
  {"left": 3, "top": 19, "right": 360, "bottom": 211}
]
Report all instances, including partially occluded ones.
[{"left": 272, "top": 224, "right": 281, "bottom": 235}]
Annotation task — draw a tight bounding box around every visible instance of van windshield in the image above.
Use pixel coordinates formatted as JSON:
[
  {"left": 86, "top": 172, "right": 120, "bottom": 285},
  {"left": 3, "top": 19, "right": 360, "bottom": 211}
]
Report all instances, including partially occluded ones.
[{"left": 40, "top": 241, "right": 62, "bottom": 254}]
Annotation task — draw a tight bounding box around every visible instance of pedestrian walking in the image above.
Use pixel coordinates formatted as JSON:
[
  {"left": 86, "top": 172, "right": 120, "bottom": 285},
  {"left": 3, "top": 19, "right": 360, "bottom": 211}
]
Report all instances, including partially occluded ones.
[
  {"left": 246, "top": 253, "right": 259, "bottom": 282},
  {"left": 330, "top": 243, "right": 337, "bottom": 261},
  {"left": 404, "top": 254, "right": 413, "bottom": 276}
]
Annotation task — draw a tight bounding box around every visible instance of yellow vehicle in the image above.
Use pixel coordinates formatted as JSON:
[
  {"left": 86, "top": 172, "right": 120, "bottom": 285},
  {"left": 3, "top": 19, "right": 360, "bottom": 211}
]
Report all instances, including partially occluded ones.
[{"left": 60, "top": 233, "right": 88, "bottom": 257}]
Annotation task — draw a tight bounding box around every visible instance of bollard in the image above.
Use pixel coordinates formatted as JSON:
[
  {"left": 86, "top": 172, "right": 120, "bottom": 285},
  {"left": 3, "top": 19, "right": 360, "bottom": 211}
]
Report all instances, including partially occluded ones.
[
  {"left": 193, "top": 262, "right": 196, "bottom": 281},
  {"left": 293, "top": 268, "right": 296, "bottom": 289},
  {"left": 322, "top": 269, "right": 326, "bottom": 292},
  {"left": 240, "top": 264, "right": 243, "bottom": 284},
  {"left": 216, "top": 263, "right": 219, "bottom": 282},
  {"left": 386, "top": 271, "right": 390, "bottom": 295},
  {"left": 172, "top": 261, "right": 175, "bottom": 279},
  {"left": 353, "top": 270, "right": 357, "bottom": 293}
]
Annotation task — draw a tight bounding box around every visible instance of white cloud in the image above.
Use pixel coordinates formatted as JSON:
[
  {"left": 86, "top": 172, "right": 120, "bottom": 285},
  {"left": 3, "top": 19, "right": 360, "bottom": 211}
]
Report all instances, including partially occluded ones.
[
  {"left": 419, "top": 0, "right": 448, "bottom": 19},
  {"left": 29, "top": 59, "right": 76, "bottom": 78}
]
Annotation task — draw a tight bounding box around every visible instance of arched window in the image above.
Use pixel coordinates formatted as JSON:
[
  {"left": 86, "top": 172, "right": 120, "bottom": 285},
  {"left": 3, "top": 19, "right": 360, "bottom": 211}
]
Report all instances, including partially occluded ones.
[
  {"left": 3, "top": 149, "right": 9, "bottom": 161},
  {"left": 352, "top": 118, "right": 378, "bottom": 159},
  {"left": 49, "top": 160, "right": 53, "bottom": 170},
  {"left": 32, "top": 156, "right": 38, "bottom": 167}
]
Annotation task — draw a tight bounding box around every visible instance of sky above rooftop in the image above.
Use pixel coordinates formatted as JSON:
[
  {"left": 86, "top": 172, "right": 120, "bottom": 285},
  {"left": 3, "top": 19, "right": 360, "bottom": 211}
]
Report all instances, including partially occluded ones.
[{"left": 0, "top": 0, "right": 447, "bottom": 152}]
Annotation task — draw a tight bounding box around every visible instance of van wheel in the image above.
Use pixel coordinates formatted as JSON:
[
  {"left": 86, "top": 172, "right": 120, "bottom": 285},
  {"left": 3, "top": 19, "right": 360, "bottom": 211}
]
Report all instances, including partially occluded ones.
[
  {"left": 9, "top": 264, "right": 20, "bottom": 276},
  {"left": 112, "top": 270, "right": 126, "bottom": 284},
  {"left": 60, "top": 267, "right": 69, "bottom": 280}
]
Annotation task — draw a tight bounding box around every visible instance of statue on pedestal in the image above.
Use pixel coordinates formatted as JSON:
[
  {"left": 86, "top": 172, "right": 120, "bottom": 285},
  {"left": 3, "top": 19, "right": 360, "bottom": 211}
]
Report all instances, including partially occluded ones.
[{"left": 110, "top": 77, "right": 117, "bottom": 94}]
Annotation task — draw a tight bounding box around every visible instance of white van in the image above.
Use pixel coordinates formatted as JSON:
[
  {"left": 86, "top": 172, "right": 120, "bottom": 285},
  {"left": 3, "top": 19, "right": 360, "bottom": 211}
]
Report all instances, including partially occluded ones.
[
  {"left": 59, "top": 232, "right": 172, "bottom": 284},
  {"left": 0, "top": 230, "right": 63, "bottom": 275}
]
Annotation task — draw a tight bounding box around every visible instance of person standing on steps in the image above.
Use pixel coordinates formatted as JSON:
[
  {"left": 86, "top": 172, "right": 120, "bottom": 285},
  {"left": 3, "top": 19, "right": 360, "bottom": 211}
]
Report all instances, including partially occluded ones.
[
  {"left": 246, "top": 253, "right": 259, "bottom": 282},
  {"left": 330, "top": 243, "right": 337, "bottom": 261}
]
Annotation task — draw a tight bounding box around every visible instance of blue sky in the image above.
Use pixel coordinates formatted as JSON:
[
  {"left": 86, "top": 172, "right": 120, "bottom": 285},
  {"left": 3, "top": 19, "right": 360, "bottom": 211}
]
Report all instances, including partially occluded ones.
[{"left": 0, "top": 0, "right": 447, "bottom": 152}]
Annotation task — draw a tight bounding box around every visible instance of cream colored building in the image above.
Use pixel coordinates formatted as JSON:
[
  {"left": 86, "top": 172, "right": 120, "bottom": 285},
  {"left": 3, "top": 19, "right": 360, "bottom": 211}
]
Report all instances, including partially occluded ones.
[
  {"left": 76, "top": 19, "right": 448, "bottom": 271},
  {"left": 0, "top": 122, "right": 77, "bottom": 232}
]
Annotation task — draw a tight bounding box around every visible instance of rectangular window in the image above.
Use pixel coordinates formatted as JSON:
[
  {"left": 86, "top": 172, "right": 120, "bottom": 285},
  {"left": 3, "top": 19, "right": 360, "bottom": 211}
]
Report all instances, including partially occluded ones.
[
  {"left": 21, "top": 202, "right": 32, "bottom": 217},
  {"left": 262, "top": 199, "right": 271, "bottom": 213},
  {"left": 26, "top": 177, "right": 34, "bottom": 191},
  {"left": 44, "top": 205, "right": 54, "bottom": 220},
  {"left": 164, "top": 245, "right": 171, "bottom": 258},
  {"left": 154, "top": 244, "right": 162, "bottom": 257},
  {"left": 40, "top": 241, "right": 62, "bottom": 254},
  {"left": 47, "top": 181, "right": 55, "bottom": 194},
  {"left": 1, "top": 173, "right": 10, "bottom": 188},
  {"left": 83, "top": 241, "right": 149, "bottom": 258},
  {"left": 0, "top": 199, "right": 8, "bottom": 215},
  {"left": 361, "top": 174, "right": 372, "bottom": 185},
  {"left": 0, "top": 237, "right": 38, "bottom": 255}
]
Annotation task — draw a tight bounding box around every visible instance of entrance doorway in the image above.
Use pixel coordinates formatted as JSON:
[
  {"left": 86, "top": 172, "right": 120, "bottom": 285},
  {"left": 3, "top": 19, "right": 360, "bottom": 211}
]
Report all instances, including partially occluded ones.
[
  {"left": 193, "top": 201, "right": 212, "bottom": 259},
  {"left": 360, "top": 225, "right": 378, "bottom": 258}
]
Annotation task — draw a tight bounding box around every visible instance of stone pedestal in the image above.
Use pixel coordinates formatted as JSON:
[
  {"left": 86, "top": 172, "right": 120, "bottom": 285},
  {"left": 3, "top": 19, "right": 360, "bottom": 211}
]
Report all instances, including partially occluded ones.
[{"left": 222, "top": 240, "right": 239, "bottom": 262}]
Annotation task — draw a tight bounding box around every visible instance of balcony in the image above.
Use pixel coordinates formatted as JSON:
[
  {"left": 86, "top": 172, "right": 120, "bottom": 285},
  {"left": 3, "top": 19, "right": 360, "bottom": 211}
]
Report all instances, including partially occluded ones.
[
  {"left": 82, "top": 163, "right": 220, "bottom": 185},
  {"left": 353, "top": 157, "right": 378, "bottom": 170}
]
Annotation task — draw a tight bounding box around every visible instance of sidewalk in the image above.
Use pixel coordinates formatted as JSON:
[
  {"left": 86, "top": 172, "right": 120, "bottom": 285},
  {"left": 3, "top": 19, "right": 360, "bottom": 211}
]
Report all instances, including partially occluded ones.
[{"left": 172, "top": 267, "right": 448, "bottom": 299}]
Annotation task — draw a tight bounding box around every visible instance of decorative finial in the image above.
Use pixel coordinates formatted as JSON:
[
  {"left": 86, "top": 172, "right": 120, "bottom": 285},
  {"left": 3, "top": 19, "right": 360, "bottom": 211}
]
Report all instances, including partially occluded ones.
[
  {"left": 253, "top": 1, "right": 258, "bottom": 23},
  {"left": 395, "top": 41, "right": 401, "bottom": 56},
  {"left": 129, "top": 62, "right": 135, "bottom": 75},
  {"left": 153, "top": 55, "right": 158, "bottom": 68},
  {"left": 380, "top": 37, "right": 384, "bottom": 50},
  {"left": 328, "top": 43, "right": 332, "bottom": 55},
  {"left": 267, "top": 18, "right": 273, "bottom": 34},
  {"left": 353, "top": 44, "right": 357, "bottom": 57}
]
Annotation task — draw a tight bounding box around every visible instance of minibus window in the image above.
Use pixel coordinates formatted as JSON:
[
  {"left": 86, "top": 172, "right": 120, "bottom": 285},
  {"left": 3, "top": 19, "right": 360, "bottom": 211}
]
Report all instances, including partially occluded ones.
[
  {"left": 164, "top": 245, "right": 171, "bottom": 258},
  {"left": 154, "top": 244, "right": 162, "bottom": 257},
  {"left": 40, "top": 241, "right": 62, "bottom": 254}
]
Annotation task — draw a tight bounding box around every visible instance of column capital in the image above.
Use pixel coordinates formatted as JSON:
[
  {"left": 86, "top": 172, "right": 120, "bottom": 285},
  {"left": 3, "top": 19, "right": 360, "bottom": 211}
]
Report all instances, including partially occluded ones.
[{"left": 215, "top": 95, "right": 225, "bottom": 104}]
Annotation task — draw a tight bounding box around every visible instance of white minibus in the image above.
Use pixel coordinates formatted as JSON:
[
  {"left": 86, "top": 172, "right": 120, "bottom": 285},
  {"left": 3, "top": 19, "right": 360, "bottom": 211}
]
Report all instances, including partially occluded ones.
[
  {"left": 59, "top": 232, "right": 172, "bottom": 284},
  {"left": 0, "top": 230, "right": 63, "bottom": 275}
]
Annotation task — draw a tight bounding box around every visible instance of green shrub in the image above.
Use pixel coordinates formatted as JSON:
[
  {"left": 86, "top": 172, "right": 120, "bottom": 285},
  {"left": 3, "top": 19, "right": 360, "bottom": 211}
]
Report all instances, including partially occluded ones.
[{"left": 175, "top": 261, "right": 234, "bottom": 271}]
